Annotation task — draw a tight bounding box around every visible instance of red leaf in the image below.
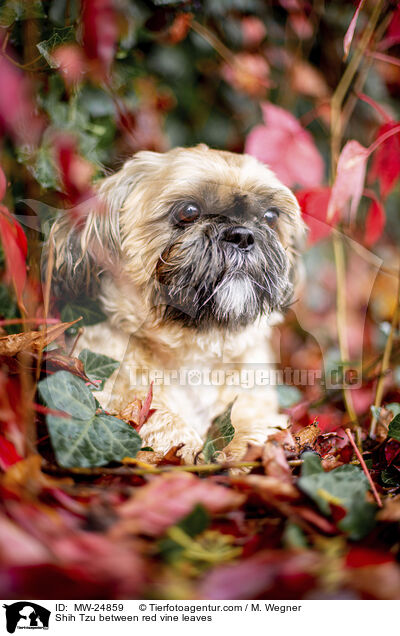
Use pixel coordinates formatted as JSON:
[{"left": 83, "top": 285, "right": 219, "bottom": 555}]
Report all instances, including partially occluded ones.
[
  {"left": 368, "top": 122, "right": 400, "bottom": 198},
  {"left": 327, "top": 140, "right": 368, "bottom": 222},
  {"left": 81, "top": 0, "right": 118, "bottom": 78},
  {"left": 0, "top": 165, "right": 6, "bottom": 201},
  {"left": 343, "top": 0, "right": 366, "bottom": 60},
  {"left": 296, "top": 186, "right": 336, "bottom": 244},
  {"left": 119, "top": 472, "right": 244, "bottom": 536},
  {"left": 0, "top": 204, "right": 27, "bottom": 303},
  {"left": 0, "top": 54, "right": 43, "bottom": 145},
  {"left": 55, "top": 134, "right": 95, "bottom": 210},
  {"left": 346, "top": 547, "right": 394, "bottom": 568},
  {"left": 364, "top": 195, "right": 385, "bottom": 245},
  {"left": 241, "top": 16, "right": 266, "bottom": 47},
  {"left": 52, "top": 44, "right": 86, "bottom": 87},
  {"left": 245, "top": 103, "right": 324, "bottom": 188},
  {"left": 138, "top": 381, "right": 154, "bottom": 429},
  {"left": 221, "top": 53, "right": 270, "bottom": 97},
  {"left": 0, "top": 434, "right": 22, "bottom": 470}
]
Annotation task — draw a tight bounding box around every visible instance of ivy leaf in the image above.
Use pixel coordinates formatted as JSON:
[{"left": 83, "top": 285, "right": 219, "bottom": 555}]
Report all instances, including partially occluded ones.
[
  {"left": 37, "top": 27, "right": 75, "bottom": 68},
  {"left": 60, "top": 297, "right": 107, "bottom": 333},
  {"left": 0, "top": 0, "right": 44, "bottom": 27},
  {"left": 46, "top": 412, "right": 142, "bottom": 468},
  {"left": 38, "top": 371, "right": 142, "bottom": 467},
  {"left": 388, "top": 413, "right": 400, "bottom": 442},
  {"left": 78, "top": 348, "right": 119, "bottom": 390},
  {"left": 381, "top": 467, "right": 400, "bottom": 487},
  {"left": 159, "top": 504, "right": 210, "bottom": 562},
  {"left": 277, "top": 385, "right": 302, "bottom": 408},
  {"left": 202, "top": 401, "right": 235, "bottom": 463},
  {"left": 298, "top": 452, "right": 376, "bottom": 540},
  {"left": 38, "top": 370, "right": 96, "bottom": 420}
]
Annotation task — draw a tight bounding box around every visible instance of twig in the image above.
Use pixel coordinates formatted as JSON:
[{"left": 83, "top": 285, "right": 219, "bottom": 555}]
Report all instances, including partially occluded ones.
[
  {"left": 370, "top": 266, "right": 400, "bottom": 437},
  {"left": 69, "top": 327, "right": 84, "bottom": 356},
  {"left": 0, "top": 317, "right": 61, "bottom": 326},
  {"left": 345, "top": 428, "right": 382, "bottom": 507},
  {"left": 330, "top": 0, "right": 385, "bottom": 170},
  {"left": 332, "top": 232, "right": 359, "bottom": 427},
  {"left": 43, "top": 460, "right": 262, "bottom": 477},
  {"left": 329, "top": 0, "right": 385, "bottom": 429}
]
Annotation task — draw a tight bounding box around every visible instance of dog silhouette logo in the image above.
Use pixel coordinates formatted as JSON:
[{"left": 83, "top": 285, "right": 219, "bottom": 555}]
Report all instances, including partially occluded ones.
[{"left": 3, "top": 602, "right": 50, "bottom": 633}]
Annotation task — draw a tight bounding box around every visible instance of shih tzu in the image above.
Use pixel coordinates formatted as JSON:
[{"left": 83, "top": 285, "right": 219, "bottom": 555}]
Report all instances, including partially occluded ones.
[{"left": 48, "top": 145, "right": 305, "bottom": 462}]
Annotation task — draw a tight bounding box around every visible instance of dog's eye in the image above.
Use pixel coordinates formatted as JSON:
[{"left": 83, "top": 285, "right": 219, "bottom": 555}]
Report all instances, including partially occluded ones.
[
  {"left": 264, "top": 208, "right": 280, "bottom": 228},
  {"left": 174, "top": 203, "right": 201, "bottom": 225}
]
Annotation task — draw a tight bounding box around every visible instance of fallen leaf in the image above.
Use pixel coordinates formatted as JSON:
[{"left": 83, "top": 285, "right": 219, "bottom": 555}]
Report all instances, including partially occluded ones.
[
  {"left": 78, "top": 348, "right": 119, "bottom": 390},
  {"left": 38, "top": 371, "right": 142, "bottom": 467},
  {"left": 202, "top": 401, "right": 235, "bottom": 462},
  {"left": 116, "top": 383, "right": 155, "bottom": 432},
  {"left": 2, "top": 454, "right": 72, "bottom": 492},
  {"left": 295, "top": 420, "right": 321, "bottom": 452},
  {"left": 0, "top": 320, "right": 81, "bottom": 356},
  {"left": 0, "top": 434, "right": 22, "bottom": 470},
  {"left": 118, "top": 472, "right": 244, "bottom": 536},
  {"left": 262, "top": 440, "right": 292, "bottom": 482},
  {"left": 298, "top": 452, "right": 376, "bottom": 539}
]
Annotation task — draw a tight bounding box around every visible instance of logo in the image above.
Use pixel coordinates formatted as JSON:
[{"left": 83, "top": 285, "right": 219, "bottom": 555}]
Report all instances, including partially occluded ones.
[{"left": 3, "top": 603, "right": 50, "bottom": 634}]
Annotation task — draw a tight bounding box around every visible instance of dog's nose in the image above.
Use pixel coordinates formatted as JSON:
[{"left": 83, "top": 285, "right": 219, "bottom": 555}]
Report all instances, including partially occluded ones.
[{"left": 220, "top": 226, "right": 255, "bottom": 251}]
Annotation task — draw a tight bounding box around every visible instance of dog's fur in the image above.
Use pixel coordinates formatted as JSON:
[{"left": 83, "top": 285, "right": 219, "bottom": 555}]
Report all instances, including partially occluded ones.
[{"left": 47, "top": 145, "right": 305, "bottom": 462}]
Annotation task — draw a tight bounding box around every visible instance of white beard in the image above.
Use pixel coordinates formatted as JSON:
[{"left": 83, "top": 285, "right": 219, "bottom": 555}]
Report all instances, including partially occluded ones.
[{"left": 214, "top": 276, "right": 258, "bottom": 321}]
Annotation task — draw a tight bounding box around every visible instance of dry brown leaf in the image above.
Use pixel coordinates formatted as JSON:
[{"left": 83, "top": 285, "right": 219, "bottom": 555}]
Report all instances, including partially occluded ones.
[
  {"left": 0, "top": 320, "right": 81, "bottom": 357},
  {"left": 118, "top": 398, "right": 142, "bottom": 426},
  {"left": 42, "top": 351, "right": 90, "bottom": 382},
  {"left": 377, "top": 496, "right": 400, "bottom": 522},
  {"left": 2, "top": 454, "right": 73, "bottom": 493},
  {"left": 262, "top": 440, "right": 292, "bottom": 483},
  {"left": 232, "top": 474, "right": 300, "bottom": 501},
  {"left": 295, "top": 420, "right": 321, "bottom": 452}
]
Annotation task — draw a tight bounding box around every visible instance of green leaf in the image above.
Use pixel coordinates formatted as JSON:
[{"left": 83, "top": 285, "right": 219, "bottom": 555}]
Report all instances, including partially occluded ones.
[
  {"left": 388, "top": 413, "right": 400, "bottom": 443},
  {"left": 283, "top": 522, "right": 308, "bottom": 549},
  {"left": 37, "top": 27, "right": 75, "bottom": 68},
  {"left": 298, "top": 452, "right": 376, "bottom": 540},
  {"left": 179, "top": 504, "right": 210, "bottom": 537},
  {"left": 39, "top": 371, "right": 142, "bottom": 467},
  {"left": 78, "top": 349, "right": 119, "bottom": 391},
  {"left": 381, "top": 468, "right": 400, "bottom": 487},
  {"left": 386, "top": 403, "right": 400, "bottom": 417},
  {"left": 158, "top": 505, "right": 210, "bottom": 563},
  {"left": 0, "top": 283, "right": 20, "bottom": 333},
  {"left": 46, "top": 412, "right": 142, "bottom": 468},
  {"left": 38, "top": 370, "right": 96, "bottom": 420},
  {"left": 0, "top": 0, "right": 44, "bottom": 27},
  {"left": 60, "top": 298, "right": 107, "bottom": 333},
  {"left": 202, "top": 401, "right": 235, "bottom": 462},
  {"left": 276, "top": 385, "right": 303, "bottom": 408},
  {"left": 300, "top": 451, "right": 324, "bottom": 476}
]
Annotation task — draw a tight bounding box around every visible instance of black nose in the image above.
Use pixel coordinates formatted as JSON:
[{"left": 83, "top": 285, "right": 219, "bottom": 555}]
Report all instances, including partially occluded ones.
[{"left": 220, "top": 226, "right": 255, "bottom": 251}]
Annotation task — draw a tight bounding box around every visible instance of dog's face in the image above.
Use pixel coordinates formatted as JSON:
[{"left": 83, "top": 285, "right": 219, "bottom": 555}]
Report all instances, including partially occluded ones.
[{"left": 51, "top": 145, "right": 305, "bottom": 331}]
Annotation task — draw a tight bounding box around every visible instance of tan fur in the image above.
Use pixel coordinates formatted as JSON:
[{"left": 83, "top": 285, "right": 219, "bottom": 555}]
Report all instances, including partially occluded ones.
[{"left": 49, "top": 145, "right": 305, "bottom": 463}]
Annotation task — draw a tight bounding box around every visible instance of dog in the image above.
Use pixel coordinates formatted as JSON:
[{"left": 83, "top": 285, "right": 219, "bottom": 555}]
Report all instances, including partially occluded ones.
[{"left": 48, "top": 144, "right": 305, "bottom": 463}]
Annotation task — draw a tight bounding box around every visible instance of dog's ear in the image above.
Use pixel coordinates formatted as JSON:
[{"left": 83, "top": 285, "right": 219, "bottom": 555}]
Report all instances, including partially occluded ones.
[{"left": 42, "top": 152, "right": 163, "bottom": 298}]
